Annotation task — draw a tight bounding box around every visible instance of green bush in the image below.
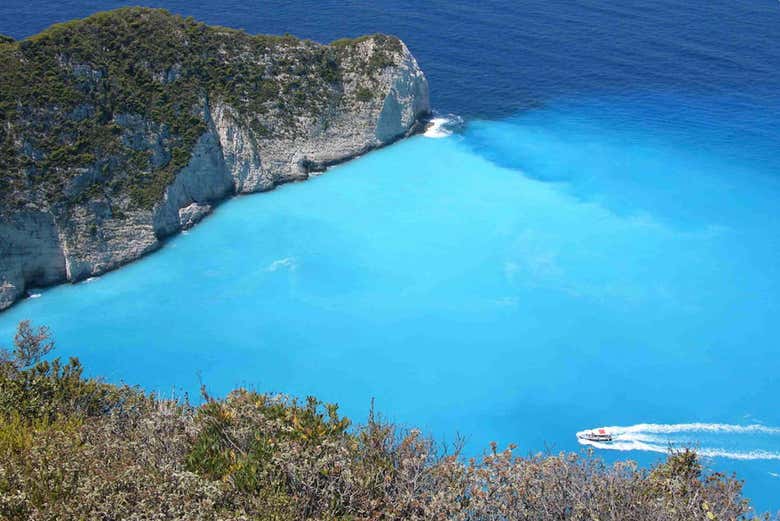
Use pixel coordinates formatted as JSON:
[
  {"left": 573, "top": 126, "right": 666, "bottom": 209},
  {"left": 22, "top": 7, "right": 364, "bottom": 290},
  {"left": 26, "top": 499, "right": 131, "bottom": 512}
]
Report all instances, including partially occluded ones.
[
  {"left": 0, "top": 321, "right": 144, "bottom": 422},
  {"left": 355, "top": 87, "right": 373, "bottom": 102}
]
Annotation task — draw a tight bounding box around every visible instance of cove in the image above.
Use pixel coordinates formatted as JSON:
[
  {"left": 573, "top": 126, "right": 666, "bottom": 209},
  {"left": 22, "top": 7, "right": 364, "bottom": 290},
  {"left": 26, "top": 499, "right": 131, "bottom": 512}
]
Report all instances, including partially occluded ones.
[{"left": 2, "top": 97, "right": 780, "bottom": 510}]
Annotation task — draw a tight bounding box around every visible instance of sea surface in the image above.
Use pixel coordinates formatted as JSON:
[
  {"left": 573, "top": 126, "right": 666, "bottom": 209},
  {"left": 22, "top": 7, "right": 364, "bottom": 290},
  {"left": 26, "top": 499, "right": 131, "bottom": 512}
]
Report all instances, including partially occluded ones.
[{"left": 2, "top": 0, "right": 780, "bottom": 512}]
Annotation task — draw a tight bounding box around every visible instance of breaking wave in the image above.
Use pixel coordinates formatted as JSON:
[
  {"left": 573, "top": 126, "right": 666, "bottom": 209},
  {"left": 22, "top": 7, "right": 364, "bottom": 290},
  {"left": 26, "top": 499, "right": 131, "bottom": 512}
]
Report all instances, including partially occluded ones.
[
  {"left": 577, "top": 423, "right": 780, "bottom": 461},
  {"left": 423, "top": 114, "right": 463, "bottom": 138}
]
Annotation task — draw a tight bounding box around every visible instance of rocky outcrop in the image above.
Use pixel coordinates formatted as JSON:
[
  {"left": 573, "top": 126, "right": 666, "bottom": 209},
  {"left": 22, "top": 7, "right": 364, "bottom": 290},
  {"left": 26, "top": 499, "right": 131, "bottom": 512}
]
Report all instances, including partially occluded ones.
[
  {"left": 0, "top": 13, "right": 430, "bottom": 311},
  {"left": 207, "top": 39, "right": 430, "bottom": 192},
  {"left": 152, "top": 120, "right": 234, "bottom": 238},
  {"left": 57, "top": 206, "right": 159, "bottom": 282},
  {"left": 178, "top": 203, "right": 211, "bottom": 230}
]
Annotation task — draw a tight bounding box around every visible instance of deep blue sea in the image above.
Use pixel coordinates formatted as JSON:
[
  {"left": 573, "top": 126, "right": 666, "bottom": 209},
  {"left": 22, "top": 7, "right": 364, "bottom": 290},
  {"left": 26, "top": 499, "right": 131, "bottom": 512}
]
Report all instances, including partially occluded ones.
[{"left": 2, "top": 0, "right": 780, "bottom": 513}]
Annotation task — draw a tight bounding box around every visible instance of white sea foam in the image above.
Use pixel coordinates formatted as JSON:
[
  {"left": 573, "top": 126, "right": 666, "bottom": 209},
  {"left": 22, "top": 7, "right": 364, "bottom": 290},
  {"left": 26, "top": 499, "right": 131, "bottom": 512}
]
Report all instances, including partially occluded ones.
[
  {"left": 266, "top": 257, "right": 297, "bottom": 272},
  {"left": 696, "top": 449, "right": 780, "bottom": 461},
  {"left": 28, "top": 293, "right": 42, "bottom": 299},
  {"left": 579, "top": 438, "right": 667, "bottom": 454},
  {"left": 423, "top": 118, "right": 451, "bottom": 138},
  {"left": 598, "top": 423, "right": 780, "bottom": 435},
  {"left": 82, "top": 276, "right": 100, "bottom": 284},
  {"left": 580, "top": 437, "right": 780, "bottom": 461},
  {"left": 423, "top": 115, "right": 462, "bottom": 138},
  {"left": 577, "top": 423, "right": 780, "bottom": 461}
]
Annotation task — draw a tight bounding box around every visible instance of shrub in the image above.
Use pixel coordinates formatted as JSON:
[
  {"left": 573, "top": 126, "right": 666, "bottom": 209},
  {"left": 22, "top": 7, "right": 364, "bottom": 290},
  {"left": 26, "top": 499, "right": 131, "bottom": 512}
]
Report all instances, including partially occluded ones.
[
  {"left": 355, "top": 87, "right": 373, "bottom": 102},
  {"left": 0, "top": 320, "right": 145, "bottom": 422}
]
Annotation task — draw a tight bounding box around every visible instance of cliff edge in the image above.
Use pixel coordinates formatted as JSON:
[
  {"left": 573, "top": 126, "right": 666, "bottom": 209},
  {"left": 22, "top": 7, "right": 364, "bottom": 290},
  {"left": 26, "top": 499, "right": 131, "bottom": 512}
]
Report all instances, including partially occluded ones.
[{"left": 0, "top": 8, "right": 430, "bottom": 310}]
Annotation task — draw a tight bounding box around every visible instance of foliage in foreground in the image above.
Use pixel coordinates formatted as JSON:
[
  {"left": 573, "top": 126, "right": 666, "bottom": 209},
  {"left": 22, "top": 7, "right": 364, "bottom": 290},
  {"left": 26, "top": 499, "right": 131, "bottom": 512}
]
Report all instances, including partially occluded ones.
[{"left": 0, "top": 321, "right": 762, "bottom": 520}]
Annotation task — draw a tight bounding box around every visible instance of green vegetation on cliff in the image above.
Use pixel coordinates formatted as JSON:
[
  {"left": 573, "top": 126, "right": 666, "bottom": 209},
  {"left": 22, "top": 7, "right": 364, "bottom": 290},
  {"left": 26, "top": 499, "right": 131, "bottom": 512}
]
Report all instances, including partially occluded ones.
[
  {"left": 0, "top": 7, "right": 405, "bottom": 211},
  {"left": 0, "top": 322, "right": 755, "bottom": 520}
]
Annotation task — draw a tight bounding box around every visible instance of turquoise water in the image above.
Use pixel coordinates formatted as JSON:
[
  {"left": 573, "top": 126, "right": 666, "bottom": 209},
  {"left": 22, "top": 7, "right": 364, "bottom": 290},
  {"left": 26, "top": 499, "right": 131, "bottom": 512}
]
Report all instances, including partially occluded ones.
[{"left": 2, "top": 96, "right": 780, "bottom": 509}]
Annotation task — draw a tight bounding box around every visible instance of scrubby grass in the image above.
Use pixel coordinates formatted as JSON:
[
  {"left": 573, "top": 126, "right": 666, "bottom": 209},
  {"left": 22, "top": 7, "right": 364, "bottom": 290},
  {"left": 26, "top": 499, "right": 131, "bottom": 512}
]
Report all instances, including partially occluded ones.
[{"left": 0, "top": 321, "right": 761, "bottom": 520}]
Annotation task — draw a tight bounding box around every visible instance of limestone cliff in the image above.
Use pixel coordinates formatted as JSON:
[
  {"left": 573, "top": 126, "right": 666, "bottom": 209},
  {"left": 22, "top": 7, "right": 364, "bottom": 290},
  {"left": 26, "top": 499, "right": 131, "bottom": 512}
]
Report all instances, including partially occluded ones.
[{"left": 0, "top": 8, "right": 430, "bottom": 310}]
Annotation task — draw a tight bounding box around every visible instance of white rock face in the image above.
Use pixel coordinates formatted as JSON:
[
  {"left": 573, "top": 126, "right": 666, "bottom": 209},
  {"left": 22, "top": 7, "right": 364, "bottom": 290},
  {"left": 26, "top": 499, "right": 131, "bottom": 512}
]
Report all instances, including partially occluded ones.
[
  {"left": 0, "top": 37, "right": 430, "bottom": 311},
  {"left": 59, "top": 207, "right": 159, "bottom": 282},
  {"left": 376, "top": 43, "right": 430, "bottom": 143},
  {"left": 207, "top": 40, "right": 430, "bottom": 194},
  {"left": 152, "top": 126, "right": 233, "bottom": 237},
  {"left": 0, "top": 211, "right": 66, "bottom": 309},
  {"left": 210, "top": 102, "right": 270, "bottom": 193}
]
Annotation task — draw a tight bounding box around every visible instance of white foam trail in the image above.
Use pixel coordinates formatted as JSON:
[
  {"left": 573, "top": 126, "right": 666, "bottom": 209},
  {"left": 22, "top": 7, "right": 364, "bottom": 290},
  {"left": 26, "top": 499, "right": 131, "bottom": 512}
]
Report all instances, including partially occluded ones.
[
  {"left": 581, "top": 439, "right": 780, "bottom": 461},
  {"left": 623, "top": 433, "right": 665, "bottom": 443},
  {"left": 577, "top": 423, "right": 780, "bottom": 461},
  {"left": 82, "top": 276, "right": 100, "bottom": 284},
  {"left": 696, "top": 449, "right": 780, "bottom": 461},
  {"left": 580, "top": 440, "right": 780, "bottom": 460},
  {"left": 28, "top": 293, "right": 42, "bottom": 299},
  {"left": 599, "top": 423, "right": 780, "bottom": 435},
  {"left": 579, "top": 438, "right": 667, "bottom": 454}
]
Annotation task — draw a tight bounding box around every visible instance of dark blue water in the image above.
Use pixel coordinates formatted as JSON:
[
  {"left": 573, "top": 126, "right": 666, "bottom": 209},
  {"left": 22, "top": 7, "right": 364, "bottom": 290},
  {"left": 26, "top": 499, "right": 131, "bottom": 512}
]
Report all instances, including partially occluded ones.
[
  {"left": 3, "top": 0, "right": 780, "bottom": 513},
  {"left": 4, "top": 1, "right": 779, "bottom": 121}
]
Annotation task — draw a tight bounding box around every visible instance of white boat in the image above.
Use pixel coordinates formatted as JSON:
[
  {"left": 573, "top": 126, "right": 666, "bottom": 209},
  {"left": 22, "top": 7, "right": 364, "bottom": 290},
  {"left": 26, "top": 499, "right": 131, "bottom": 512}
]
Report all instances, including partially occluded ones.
[{"left": 577, "top": 428, "right": 613, "bottom": 442}]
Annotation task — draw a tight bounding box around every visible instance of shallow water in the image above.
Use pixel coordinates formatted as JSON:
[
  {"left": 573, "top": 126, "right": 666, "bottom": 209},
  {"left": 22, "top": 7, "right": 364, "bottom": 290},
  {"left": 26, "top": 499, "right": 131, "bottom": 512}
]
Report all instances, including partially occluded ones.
[{"left": 3, "top": 0, "right": 780, "bottom": 512}]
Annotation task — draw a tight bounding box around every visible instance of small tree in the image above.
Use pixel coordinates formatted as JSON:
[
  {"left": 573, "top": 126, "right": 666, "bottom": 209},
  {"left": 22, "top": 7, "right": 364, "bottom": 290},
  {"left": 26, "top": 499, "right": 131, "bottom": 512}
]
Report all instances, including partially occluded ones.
[
  {"left": 9, "top": 320, "right": 55, "bottom": 369},
  {"left": 1, "top": 321, "right": 142, "bottom": 421}
]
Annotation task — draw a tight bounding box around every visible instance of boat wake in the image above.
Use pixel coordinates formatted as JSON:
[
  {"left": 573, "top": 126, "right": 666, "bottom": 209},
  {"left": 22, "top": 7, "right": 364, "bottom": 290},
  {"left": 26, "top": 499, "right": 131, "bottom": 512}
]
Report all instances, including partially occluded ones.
[
  {"left": 577, "top": 423, "right": 780, "bottom": 461},
  {"left": 423, "top": 114, "right": 463, "bottom": 138}
]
